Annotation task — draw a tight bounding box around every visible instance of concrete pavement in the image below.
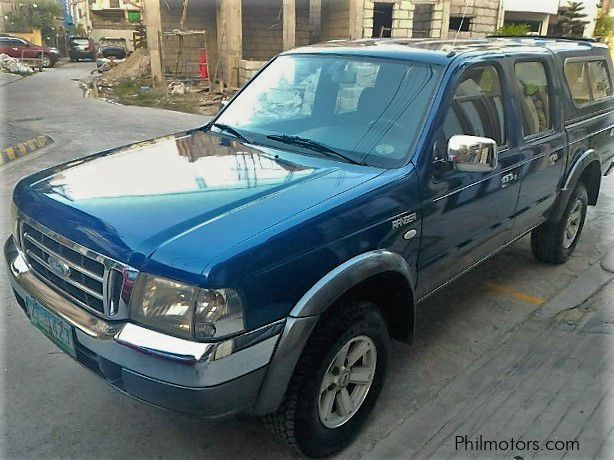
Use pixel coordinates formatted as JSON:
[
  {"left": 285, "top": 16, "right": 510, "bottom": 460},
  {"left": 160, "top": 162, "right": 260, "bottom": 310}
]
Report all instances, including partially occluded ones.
[{"left": 1, "top": 62, "right": 613, "bottom": 459}]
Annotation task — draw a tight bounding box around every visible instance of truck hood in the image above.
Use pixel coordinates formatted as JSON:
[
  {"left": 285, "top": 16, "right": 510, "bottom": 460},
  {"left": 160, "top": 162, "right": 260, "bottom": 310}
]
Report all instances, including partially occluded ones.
[{"left": 15, "top": 129, "right": 382, "bottom": 275}]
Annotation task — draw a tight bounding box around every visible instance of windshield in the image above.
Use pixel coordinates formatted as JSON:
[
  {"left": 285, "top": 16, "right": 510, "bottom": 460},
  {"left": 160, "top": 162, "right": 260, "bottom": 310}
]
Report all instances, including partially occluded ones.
[
  {"left": 72, "top": 38, "right": 89, "bottom": 45},
  {"left": 214, "top": 54, "right": 442, "bottom": 167}
]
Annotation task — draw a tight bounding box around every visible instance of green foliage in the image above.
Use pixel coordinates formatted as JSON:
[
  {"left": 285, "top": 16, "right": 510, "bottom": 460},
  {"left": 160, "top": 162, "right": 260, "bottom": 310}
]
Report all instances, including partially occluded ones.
[
  {"left": 554, "top": 1, "right": 589, "bottom": 37},
  {"left": 497, "top": 24, "right": 531, "bottom": 37},
  {"left": 5, "top": 0, "right": 63, "bottom": 37},
  {"left": 594, "top": 12, "right": 614, "bottom": 37}
]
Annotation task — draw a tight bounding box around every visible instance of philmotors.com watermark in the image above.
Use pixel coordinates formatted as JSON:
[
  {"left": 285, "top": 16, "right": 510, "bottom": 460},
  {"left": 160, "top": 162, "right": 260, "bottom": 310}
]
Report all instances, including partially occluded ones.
[{"left": 455, "top": 435, "right": 580, "bottom": 453}]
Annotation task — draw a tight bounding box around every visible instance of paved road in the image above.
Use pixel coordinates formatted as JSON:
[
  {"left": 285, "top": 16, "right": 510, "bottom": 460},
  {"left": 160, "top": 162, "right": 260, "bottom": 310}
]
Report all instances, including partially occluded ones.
[{"left": 1, "top": 62, "right": 613, "bottom": 459}]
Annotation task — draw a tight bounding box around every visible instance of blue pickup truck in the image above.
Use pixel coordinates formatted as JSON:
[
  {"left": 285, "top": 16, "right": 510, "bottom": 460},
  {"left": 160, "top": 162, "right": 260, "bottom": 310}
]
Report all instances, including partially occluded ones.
[{"left": 5, "top": 38, "right": 614, "bottom": 456}]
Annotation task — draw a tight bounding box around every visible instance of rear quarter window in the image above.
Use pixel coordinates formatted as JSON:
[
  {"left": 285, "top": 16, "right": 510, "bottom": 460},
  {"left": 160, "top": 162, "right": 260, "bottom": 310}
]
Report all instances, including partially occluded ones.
[{"left": 564, "top": 58, "right": 613, "bottom": 106}]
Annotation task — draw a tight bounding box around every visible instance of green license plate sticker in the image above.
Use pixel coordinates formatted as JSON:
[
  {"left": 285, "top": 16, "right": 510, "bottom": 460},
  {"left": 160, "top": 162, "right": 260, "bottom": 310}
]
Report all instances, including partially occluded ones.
[{"left": 26, "top": 297, "right": 76, "bottom": 357}]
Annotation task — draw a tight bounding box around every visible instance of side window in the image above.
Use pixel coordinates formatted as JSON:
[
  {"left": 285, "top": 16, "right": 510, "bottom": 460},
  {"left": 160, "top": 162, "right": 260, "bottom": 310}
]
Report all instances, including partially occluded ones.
[
  {"left": 564, "top": 59, "right": 613, "bottom": 105},
  {"left": 514, "top": 61, "right": 551, "bottom": 137},
  {"left": 441, "top": 65, "right": 505, "bottom": 146},
  {"left": 564, "top": 61, "right": 592, "bottom": 105},
  {"left": 587, "top": 60, "right": 613, "bottom": 100}
]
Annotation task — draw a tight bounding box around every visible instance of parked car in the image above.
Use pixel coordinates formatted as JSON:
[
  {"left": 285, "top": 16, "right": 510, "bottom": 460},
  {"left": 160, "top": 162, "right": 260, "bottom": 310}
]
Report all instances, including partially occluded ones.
[
  {"left": 0, "top": 35, "right": 59, "bottom": 67},
  {"left": 68, "top": 36, "right": 95, "bottom": 62},
  {"left": 5, "top": 38, "right": 614, "bottom": 457},
  {"left": 96, "top": 37, "right": 128, "bottom": 70}
]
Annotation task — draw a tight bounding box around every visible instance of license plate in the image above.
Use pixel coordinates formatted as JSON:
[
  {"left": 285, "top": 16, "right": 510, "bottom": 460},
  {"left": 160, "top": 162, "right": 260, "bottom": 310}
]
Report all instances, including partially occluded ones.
[{"left": 25, "top": 297, "right": 75, "bottom": 357}]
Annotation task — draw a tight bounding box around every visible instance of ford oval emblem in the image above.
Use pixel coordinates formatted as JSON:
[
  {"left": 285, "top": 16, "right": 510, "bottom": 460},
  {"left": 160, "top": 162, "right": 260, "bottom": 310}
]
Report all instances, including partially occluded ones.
[{"left": 47, "top": 256, "right": 71, "bottom": 278}]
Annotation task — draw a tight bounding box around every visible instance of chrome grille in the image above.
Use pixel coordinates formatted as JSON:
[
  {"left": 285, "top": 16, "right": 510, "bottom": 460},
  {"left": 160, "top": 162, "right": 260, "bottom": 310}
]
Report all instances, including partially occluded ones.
[{"left": 19, "top": 218, "right": 136, "bottom": 318}]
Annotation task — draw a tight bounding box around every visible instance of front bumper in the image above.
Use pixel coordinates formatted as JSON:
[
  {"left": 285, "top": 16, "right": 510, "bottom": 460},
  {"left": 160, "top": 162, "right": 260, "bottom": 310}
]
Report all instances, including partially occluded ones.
[{"left": 4, "top": 237, "right": 284, "bottom": 417}]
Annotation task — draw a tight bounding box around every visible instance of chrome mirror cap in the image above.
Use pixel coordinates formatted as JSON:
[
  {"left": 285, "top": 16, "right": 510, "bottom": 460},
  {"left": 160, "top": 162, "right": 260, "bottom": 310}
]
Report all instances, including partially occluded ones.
[{"left": 447, "top": 135, "right": 498, "bottom": 172}]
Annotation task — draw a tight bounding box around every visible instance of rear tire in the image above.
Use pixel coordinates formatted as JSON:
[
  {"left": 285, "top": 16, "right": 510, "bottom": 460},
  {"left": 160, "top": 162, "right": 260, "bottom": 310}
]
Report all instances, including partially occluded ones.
[
  {"left": 266, "top": 300, "right": 389, "bottom": 458},
  {"left": 531, "top": 183, "right": 588, "bottom": 264}
]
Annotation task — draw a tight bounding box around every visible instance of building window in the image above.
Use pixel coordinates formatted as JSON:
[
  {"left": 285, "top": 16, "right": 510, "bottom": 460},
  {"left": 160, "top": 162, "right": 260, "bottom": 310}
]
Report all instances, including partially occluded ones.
[
  {"left": 449, "top": 16, "right": 471, "bottom": 32},
  {"left": 372, "top": 3, "right": 393, "bottom": 38},
  {"left": 109, "top": 0, "right": 120, "bottom": 8}
]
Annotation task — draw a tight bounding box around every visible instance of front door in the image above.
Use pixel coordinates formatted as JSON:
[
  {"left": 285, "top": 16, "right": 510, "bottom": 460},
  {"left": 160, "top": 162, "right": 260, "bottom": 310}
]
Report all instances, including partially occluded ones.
[{"left": 416, "top": 62, "right": 522, "bottom": 298}]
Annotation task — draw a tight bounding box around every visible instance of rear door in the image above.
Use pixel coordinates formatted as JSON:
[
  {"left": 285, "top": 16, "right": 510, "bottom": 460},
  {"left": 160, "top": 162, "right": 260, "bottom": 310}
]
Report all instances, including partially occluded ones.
[
  {"left": 563, "top": 54, "right": 614, "bottom": 172},
  {"left": 510, "top": 56, "right": 566, "bottom": 234},
  {"left": 416, "top": 60, "right": 522, "bottom": 298}
]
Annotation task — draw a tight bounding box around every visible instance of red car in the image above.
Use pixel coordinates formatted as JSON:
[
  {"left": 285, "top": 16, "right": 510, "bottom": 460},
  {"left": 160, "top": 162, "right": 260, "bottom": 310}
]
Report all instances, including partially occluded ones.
[{"left": 0, "top": 35, "right": 60, "bottom": 67}]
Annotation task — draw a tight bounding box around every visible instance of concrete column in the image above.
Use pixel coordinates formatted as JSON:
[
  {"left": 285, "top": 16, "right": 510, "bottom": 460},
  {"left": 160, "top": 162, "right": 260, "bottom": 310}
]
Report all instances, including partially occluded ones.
[
  {"left": 431, "top": 0, "right": 451, "bottom": 39},
  {"left": 143, "top": 0, "right": 164, "bottom": 86},
  {"left": 217, "top": 0, "right": 242, "bottom": 87},
  {"left": 283, "top": 0, "right": 296, "bottom": 50},
  {"left": 349, "top": 0, "right": 365, "bottom": 39}
]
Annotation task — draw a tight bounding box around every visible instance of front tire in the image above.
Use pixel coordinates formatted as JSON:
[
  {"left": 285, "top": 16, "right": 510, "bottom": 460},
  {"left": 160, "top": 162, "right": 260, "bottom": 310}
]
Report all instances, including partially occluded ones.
[
  {"left": 41, "top": 54, "right": 52, "bottom": 68},
  {"left": 531, "top": 183, "right": 588, "bottom": 264},
  {"left": 266, "top": 300, "right": 389, "bottom": 457}
]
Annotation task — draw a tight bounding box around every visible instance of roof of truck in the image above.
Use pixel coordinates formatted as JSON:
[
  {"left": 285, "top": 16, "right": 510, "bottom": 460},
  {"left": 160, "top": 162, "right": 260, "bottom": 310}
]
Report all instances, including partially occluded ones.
[{"left": 286, "top": 37, "right": 610, "bottom": 65}]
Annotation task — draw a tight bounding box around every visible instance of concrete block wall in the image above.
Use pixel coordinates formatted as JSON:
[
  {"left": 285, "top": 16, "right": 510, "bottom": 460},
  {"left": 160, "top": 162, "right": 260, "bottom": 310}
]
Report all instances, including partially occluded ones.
[
  {"left": 159, "top": 0, "right": 218, "bottom": 79},
  {"left": 296, "top": 0, "right": 312, "bottom": 47},
  {"left": 412, "top": 3, "right": 434, "bottom": 38},
  {"left": 242, "top": 1, "right": 284, "bottom": 60},
  {"left": 391, "top": 0, "right": 414, "bottom": 38},
  {"left": 449, "top": 0, "right": 500, "bottom": 38},
  {"left": 321, "top": 0, "right": 350, "bottom": 40},
  {"left": 239, "top": 58, "right": 267, "bottom": 84},
  {"left": 361, "top": 0, "right": 414, "bottom": 39}
]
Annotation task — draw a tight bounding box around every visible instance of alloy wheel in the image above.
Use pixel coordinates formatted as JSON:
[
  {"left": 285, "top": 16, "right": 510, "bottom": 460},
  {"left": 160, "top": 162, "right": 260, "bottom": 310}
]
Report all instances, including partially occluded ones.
[
  {"left": 563, "top": 199, "right": 583, "bottom": 249},
  {"left": 317, "top": 335, "right": 377, "bottom": 428}
]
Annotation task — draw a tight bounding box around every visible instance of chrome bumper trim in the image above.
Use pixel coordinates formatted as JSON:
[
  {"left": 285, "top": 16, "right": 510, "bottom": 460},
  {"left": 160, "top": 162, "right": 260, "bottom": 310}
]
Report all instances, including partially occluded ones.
[
  {"left": 5, "top": 238, "right": 282, "bottom": 387},
  {"left": 115, "top": 323, "right": 213, "bottom": 363}
]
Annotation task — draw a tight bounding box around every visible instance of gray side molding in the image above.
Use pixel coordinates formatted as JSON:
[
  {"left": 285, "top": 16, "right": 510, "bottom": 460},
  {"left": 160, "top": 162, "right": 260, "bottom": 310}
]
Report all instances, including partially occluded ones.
[
  {"left": 562, "top": 149, "right": 600, "bottom": 192},
  {"left": 550, "top": 149, "right": 601, "bottom": 222},
  {"left": 251, "top": 249, "right": 415, "bottom": 415},
  {"left": 290, "top": 249, "right": 415, "bottom": 318}
]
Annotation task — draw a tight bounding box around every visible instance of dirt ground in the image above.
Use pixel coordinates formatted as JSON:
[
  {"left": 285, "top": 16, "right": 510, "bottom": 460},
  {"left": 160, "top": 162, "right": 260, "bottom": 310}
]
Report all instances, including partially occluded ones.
[{"left": 93, "top": 48, "right": 232, "bottom": 116}]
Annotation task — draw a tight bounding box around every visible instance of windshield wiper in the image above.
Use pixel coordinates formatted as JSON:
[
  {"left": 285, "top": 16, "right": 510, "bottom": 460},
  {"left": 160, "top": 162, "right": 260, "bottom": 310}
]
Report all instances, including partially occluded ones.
[
  {"left": 266, "top": 134, "right": 364, "bottom": 165},
  {"left": 209, "top": 123, "right": 252, "bottom": 143}
]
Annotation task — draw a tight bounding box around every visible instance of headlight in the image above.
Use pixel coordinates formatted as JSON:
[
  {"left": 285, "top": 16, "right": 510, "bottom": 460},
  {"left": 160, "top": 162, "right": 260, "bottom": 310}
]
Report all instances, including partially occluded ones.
[{"left": 130, "top": 274, "right": 245, "bottom": 341}]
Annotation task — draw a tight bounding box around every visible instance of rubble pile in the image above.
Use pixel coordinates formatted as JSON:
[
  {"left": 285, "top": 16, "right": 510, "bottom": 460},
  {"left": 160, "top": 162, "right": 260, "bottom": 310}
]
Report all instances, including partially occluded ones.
[
  {"left": 93, "top": 49, "right": 235, "bottom": 115},
  {"left": 0, "top": 53, "right": 33, "bottom": 76},
  {"left": 98, "top": 48, "right": 150, "bottom": 86}
]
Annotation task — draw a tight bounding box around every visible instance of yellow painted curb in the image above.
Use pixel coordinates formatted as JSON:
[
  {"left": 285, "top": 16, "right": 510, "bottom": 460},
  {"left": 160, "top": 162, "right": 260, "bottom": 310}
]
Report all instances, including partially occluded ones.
[{"left": 0, "top": 134, "right": 53, "bottom": 166}]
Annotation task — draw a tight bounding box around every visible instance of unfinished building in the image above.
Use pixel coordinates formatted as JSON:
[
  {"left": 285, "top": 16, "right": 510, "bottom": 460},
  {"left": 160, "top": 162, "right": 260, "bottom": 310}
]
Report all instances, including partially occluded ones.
[{"left": 145, "top": 0, "right": 503, "bottom": 88}]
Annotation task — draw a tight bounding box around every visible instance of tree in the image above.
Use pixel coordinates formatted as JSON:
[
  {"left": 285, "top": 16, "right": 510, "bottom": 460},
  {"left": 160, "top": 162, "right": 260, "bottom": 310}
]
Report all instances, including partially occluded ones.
[
  {"left": 554, "top": 1, "right": 589, "bottom": 37},
  {"left": 594, "top": 1, "right": 614, "bottom": 37},
  {"left": 5, "top": 0, "right": 63, "bottom": 39},
  {"left": 496, "top": 24, "right": 531, "bottom": 36}
]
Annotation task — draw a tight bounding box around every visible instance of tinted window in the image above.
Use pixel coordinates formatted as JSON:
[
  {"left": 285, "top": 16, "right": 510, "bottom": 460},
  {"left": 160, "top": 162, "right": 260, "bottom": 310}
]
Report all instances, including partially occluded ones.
[
  {"left": 565, "top": 59, "right": 613, "bottom": 105},
  {"left": 441, "top": 65, "right": 505, "bottom": 146},
  {"left": 216, "top": 55, "right": 443, "bottom": 168},
  {"left": 587, "top": 60, "right": 612, "bottom": 100},
  {"left": 514, "top": 61, "right": 551, "bottom": 136},
  {"left": 564, "top": 61, "right": 592, "bottom": 105}
]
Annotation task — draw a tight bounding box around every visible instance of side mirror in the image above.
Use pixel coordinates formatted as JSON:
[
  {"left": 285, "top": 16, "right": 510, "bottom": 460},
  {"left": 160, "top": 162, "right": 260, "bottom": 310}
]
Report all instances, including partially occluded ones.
[
  {"left": 218, "top": 99, "right": 229, "bottom": 112},
  {"left": 447, "top": 135, "right": 498, "bottom": 172}
]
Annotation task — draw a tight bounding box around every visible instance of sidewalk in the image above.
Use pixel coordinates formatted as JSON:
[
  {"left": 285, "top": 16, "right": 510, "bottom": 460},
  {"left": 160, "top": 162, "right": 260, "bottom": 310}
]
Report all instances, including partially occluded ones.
[{"left": 364, "top": 278, "right": 614, "bottom": 459}]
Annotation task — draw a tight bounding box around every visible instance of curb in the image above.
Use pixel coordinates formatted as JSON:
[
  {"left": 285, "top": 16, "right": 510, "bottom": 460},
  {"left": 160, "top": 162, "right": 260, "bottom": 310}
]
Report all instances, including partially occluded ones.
[{"left": 0, "top": 134, "right": 54, "bottom": 166}]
